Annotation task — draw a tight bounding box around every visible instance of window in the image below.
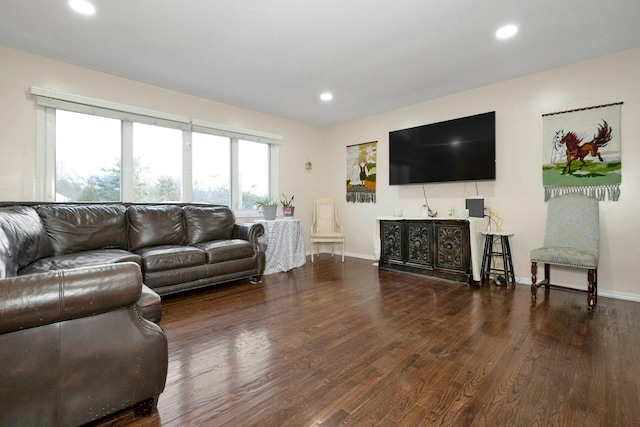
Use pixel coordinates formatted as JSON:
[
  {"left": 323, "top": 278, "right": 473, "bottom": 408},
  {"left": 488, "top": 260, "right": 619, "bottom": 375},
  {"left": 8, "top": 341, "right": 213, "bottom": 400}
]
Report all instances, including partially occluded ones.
[
  {"left": 132, "top": 123, "right": 183, "bottom": 202},
  {"left": 239, "top": 139, "right": 270, "bottom": 209},
  {"left": 33, "top": 87, "right": 281, "bottom": 214},
  {"left": 55, "top": 110, "right": 121, "bottom": 201},
  {"left": 192, "top": 133, "right": 230, "bottom": 205}
]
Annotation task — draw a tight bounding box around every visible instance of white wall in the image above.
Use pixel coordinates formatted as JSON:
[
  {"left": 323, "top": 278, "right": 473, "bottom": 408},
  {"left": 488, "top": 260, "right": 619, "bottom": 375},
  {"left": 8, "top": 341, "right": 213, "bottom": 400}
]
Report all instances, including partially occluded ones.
[
  {"left": 2, "top": 44, "right": 639, "bottom": 300},
  {"left": 321, "top": 47, "right": 640, "bottom": 300},
  {"left": 0, "top": 45, "right": 323, "bottom": 239}
]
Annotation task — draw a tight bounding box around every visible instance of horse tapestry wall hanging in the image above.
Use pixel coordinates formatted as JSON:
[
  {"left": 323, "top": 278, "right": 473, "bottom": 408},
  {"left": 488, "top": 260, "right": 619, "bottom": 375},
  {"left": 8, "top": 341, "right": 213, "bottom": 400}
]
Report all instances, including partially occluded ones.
[
  {"left": 542, "top": 102, "right": 622, "bottom": 201},
  {"left": 346, "top": 141, "right": 377, "bottom": 203}
]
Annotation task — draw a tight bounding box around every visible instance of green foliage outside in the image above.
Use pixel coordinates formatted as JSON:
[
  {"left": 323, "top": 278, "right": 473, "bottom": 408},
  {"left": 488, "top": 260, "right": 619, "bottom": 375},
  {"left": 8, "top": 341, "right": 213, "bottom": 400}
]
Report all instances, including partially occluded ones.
[{"left": 56, "top": 158, "right": 265, "bottom": 207}]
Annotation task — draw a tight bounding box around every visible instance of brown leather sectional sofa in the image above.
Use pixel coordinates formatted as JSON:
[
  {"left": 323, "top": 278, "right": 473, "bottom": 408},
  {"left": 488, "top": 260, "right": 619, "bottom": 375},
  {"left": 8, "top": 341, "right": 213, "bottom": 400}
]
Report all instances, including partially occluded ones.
[{"left": 0, "top": 202, "right": 265, "bottom": 426}]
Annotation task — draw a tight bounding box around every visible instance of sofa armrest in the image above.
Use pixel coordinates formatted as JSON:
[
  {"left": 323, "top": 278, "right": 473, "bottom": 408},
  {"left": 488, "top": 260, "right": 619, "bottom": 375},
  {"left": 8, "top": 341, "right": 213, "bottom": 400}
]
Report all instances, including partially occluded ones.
[
  {"left": 0, "top": 262, "right": 142, "bottom": 335},
  {"left": 233, "top": 222, "right": 264, "bottom": 246}
]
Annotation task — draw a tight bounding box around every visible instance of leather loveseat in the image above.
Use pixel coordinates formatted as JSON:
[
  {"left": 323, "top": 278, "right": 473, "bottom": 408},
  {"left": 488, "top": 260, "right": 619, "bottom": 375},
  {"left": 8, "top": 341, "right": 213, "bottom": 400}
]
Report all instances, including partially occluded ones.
[{"left": 0, "top": 202, "right": 265, "bottom": 426}]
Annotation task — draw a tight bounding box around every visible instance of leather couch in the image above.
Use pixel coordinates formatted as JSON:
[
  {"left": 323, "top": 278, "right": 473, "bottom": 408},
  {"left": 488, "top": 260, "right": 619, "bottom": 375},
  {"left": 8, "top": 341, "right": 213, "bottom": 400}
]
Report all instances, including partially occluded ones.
[
  {"left": 1, "top": 203, "right": 266, "bottom": 297},
  {"left": 0, "top": 202, "right": 265, "bottom": 426}
]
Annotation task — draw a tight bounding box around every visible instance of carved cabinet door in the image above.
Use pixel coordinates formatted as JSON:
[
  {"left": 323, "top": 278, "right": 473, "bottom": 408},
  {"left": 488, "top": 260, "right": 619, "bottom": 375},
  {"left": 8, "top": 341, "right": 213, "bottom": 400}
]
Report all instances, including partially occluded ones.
[
  {"left": 433, "top": 220, "right": 470, "bottom": 274},
  {"left": 380, "top": 221, "right": 404, "bottom": 263},
  {"left": 406, "top": 221, "right": 432, "bottom": 267}
]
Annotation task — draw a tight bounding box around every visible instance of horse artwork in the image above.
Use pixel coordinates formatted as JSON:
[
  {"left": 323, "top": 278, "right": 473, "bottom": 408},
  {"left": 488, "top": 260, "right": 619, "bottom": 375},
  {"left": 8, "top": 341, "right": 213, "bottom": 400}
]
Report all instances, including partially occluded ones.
[
  {"left": 549, "top": 130, "right": 565, "bottom": 165},
  {"left": 542, "top": 102, "right": 622, "bottom": 201},
  {"left": 558, "top": 120, "right": 612, "bottom": 175}
]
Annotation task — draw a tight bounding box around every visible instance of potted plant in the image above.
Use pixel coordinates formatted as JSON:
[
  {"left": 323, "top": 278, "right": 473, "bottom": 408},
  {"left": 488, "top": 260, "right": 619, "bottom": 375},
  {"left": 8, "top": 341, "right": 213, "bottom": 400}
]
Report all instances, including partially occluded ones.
[
  {"left": 255, "top": 195, "right": 278, "bottom": 220},
  {"left": 281, "top": 193, "right": 295, "bottom": 217}
]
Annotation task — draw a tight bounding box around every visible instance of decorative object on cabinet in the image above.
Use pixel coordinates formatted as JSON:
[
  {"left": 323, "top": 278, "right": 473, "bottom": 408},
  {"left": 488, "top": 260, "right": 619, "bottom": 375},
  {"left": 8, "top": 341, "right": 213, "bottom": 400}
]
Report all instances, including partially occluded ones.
[
  {"left": 530, "top": 193, "right": 600, "bottom": 310},
  {"left": 542, "top": 102, "right": 622, "bottom": 201}
]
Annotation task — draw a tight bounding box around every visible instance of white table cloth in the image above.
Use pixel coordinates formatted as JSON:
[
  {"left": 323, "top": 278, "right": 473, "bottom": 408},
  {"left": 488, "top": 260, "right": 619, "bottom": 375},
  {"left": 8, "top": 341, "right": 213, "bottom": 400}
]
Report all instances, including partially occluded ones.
[{"left": 255, "top": 218, "right": 306, "bottom": 275}]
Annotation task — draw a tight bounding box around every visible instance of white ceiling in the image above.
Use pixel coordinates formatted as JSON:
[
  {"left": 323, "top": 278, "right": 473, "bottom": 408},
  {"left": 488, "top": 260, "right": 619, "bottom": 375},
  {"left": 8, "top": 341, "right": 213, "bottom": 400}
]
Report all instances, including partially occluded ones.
[{"left": 1, "top": 0, "right": 639, "bottom": 127}]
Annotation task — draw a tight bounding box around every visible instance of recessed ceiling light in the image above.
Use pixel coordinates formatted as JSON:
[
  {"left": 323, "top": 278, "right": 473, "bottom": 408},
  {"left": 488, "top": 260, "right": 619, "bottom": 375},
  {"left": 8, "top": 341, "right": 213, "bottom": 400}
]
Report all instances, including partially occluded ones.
[
  {"left": 496, "top": 24, "right": 518, "bottom": 40},
  {"left": 320, "top": 92, "right": 333, "bottom": 102},
  {"left": 69, "top": 0, "right": 96, "bottom": 16}
]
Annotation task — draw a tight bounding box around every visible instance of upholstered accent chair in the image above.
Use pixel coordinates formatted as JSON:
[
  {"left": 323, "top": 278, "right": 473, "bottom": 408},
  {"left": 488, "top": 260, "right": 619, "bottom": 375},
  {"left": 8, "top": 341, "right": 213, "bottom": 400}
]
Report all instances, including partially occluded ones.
[
  {"left": 530, "top": 193, "right": 600, "bottom": 310},
  {"left": 310, "top": 198, "right": 345, "bottom": 262}
]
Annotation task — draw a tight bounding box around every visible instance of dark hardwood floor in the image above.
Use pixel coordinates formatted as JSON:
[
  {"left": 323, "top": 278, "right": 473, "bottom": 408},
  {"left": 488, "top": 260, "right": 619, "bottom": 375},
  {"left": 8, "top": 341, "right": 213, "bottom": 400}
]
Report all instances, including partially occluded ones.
[{"left": 94, "top": 256, "right": 640, "bottom": 426}]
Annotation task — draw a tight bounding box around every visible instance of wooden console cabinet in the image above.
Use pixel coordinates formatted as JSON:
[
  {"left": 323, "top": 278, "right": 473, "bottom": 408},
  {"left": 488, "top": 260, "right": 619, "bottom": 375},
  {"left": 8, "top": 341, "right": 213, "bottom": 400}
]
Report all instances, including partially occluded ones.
[{"left": 378, "top": 218, "right": 471, "bottom": 283}]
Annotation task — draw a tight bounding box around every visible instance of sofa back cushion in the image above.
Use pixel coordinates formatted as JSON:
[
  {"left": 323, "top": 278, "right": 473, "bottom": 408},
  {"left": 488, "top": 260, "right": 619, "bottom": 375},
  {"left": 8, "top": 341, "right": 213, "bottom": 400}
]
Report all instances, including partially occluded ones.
[
  {"left": 183, "top": 206, "right": 235, "bottom": 245},
  {"left": 0, "top": 206, "right": 54, "bottom": 278},
  {"left": 128, "top": 205, "right": 185, "bottom": 250},
  {"left": 36, "top": 204, "right": 129, "bottom": 256}
]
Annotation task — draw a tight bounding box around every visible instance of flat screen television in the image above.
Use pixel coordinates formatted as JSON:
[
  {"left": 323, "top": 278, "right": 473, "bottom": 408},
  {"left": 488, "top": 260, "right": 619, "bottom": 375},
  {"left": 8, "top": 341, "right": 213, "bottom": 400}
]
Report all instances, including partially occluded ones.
[{"left": 389, "top": 111, "right": 496, "bottom": 185}]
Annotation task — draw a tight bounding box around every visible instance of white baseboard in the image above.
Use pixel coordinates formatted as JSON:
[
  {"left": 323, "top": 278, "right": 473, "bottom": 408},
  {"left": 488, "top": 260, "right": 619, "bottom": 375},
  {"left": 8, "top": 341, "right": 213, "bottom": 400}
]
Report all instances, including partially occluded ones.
[{"left": 513, "top": 278, "right": 640, "bottom": 303}]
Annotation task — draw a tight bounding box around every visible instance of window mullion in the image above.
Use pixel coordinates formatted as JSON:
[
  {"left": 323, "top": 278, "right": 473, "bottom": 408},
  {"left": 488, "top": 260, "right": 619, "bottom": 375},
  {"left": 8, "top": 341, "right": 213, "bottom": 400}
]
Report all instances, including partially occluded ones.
[
  {"left": 183, "top": 130, "right": 193, "bottom": 202},
  {"left": 230, "top": 138, "right": 239, "bottom": 209},
  {"left": 270, "top": 144, "right": 279, "bottom": 201},
  {"left": 121, "top": 121, "right": 133, "bottom": 202},
  {"left": 36, "top": 106, "right": 56, "bottom": 201}
]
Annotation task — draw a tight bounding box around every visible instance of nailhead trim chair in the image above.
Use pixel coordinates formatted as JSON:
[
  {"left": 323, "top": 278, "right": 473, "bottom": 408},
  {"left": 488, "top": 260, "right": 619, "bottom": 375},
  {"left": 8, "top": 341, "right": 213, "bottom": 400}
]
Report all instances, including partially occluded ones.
[{"left": 530, "top": 193, "right": 599, "bottom": 310}]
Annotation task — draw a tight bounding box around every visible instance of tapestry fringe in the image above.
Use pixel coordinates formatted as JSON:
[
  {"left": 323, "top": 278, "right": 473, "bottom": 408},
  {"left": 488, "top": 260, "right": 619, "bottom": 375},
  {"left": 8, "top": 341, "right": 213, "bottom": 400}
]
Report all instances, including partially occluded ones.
[
  {"left": 544, "top": 184, "right": 620, "bottom": 202},
  {"left": 346, "top": 192, "right": 376, "bottom": 203}
]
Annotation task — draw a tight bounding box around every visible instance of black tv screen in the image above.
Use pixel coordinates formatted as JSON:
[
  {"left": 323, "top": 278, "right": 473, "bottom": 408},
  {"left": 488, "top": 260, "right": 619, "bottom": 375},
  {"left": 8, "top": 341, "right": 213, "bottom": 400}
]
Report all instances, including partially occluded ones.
[{"left": 389, "top": 111, "right": 496, "bottom": 185}]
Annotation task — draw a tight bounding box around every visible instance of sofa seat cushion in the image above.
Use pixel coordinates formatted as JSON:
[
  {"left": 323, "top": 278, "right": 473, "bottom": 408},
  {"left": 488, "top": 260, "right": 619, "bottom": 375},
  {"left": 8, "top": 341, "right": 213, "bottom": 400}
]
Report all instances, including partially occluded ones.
[
  {"left": 135, "top": 245, "right": 206, "bottom": 273},
  {"left": 195, "top": 239, "right": 255, "bottom": 263},
  {"left": 18, "top": 249, "right": 142, "bottom": 275}
]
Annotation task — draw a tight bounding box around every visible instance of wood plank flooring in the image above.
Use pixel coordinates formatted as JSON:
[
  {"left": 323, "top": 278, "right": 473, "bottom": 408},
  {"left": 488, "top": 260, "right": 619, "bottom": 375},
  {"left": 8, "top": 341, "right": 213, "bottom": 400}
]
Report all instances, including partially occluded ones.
[{"left": 94, "top": 256, "right": 640, "bottom": 426}]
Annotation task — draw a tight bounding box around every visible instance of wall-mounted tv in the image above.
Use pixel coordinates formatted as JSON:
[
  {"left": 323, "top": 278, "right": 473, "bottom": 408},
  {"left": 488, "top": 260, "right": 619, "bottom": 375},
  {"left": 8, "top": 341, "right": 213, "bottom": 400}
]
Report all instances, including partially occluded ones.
[{"left": 389, "top": 111, "right": 496, "bottom": 185}]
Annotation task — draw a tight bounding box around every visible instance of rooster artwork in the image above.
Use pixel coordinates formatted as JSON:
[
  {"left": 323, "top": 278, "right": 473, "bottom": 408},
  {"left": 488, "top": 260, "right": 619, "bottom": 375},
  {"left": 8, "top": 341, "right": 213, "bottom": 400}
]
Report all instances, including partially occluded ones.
[{"left": 542, "top": 102, "right": 622, "bottom": 201}]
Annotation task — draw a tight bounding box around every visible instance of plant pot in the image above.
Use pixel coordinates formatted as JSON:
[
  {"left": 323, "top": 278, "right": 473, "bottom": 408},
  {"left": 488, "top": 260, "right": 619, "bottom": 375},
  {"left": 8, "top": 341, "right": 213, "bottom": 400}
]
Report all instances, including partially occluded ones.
[
  {"left": 262, "top": 205, "right": 277, "bottom": 220},
  {"left": 283, "top": 206, "right": 295, "bottom": 217}
]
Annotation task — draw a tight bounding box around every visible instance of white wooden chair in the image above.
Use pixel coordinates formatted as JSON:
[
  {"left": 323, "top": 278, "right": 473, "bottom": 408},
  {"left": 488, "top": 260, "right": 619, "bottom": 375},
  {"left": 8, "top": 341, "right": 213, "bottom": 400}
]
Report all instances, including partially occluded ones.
[{"left": 310, "top": 198, "right": 345, "bottom": 262}]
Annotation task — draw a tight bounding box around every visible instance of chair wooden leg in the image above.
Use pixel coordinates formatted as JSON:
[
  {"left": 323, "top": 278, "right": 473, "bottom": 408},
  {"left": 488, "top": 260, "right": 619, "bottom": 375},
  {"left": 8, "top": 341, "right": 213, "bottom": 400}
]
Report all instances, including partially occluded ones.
[
  {"left": 544, "top": 264, "right": 551, "bottom": 289},
  {"left": 588, "top": 268, "right": 597, "bottom": 310},
  {"left": 531, "top": 261, "right": 538, "bottom": 299},
  {"left": 341, "top": 241, "right": 345, "bottom": 262},
  {"left": 311, "top": 242, "right": 314, "bottom": 262}
]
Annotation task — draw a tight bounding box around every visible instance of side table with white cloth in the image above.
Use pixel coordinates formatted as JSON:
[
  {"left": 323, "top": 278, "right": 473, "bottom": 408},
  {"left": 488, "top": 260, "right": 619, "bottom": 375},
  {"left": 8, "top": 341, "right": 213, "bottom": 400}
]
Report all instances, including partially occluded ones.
[{"left": 255, "top": 218, "right": 306, "bottom": 275}]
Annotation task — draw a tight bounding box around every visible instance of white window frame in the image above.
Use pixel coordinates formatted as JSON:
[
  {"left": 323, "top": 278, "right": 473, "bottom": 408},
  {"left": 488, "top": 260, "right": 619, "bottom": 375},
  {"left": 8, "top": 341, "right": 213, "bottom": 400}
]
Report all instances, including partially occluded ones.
[{"left": 32, "top": 86, "right": 281, "bottom": 216}]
